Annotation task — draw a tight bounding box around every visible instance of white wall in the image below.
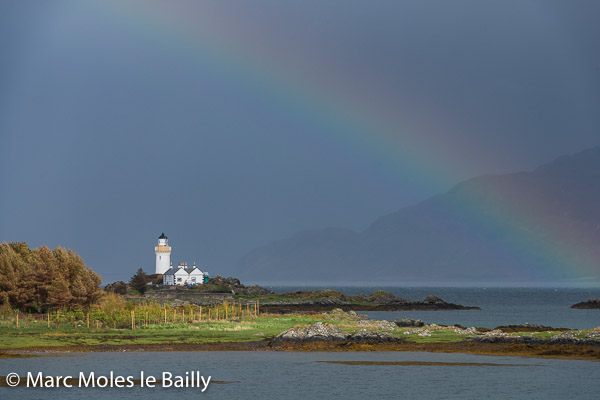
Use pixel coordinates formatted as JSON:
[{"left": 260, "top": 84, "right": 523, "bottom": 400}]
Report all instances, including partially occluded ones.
[{"left": 155, "top": 249, "right": 171, "bottom": 274}]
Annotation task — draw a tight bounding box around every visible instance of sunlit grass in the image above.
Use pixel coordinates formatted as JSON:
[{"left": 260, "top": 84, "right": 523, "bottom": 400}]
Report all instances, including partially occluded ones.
[
  {"left": 0, "top": 313, "right": 350, "bottom": 349},
  {"left": 0, "top": 313, "right": 594, "bottom": 350}
]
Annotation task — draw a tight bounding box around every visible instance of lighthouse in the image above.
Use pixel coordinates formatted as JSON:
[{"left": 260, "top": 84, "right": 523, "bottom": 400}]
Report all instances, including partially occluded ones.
[{"left": 155, "top": 233, "right": 171, "bottom": 274}]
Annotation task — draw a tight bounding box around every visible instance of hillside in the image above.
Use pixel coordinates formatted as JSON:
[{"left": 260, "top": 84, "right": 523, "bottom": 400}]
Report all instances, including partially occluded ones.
[{"left": 238, "top": 147, "right": 600, "bottom": 283}]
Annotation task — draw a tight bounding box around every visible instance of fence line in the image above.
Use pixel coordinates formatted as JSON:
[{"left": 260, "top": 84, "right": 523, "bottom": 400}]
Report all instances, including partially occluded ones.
[{"left": 0, "top": 299, "right": 261, "bottom": 330}]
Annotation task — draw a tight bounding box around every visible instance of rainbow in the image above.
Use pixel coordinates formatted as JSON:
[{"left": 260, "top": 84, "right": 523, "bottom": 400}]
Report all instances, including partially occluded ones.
[{"left": 78, "top": 1, "right": 597, "bottom": 282}]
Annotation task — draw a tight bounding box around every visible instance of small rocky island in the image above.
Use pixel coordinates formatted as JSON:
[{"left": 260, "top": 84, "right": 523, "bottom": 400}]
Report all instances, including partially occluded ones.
[
  {"left": 258, "top": 290, "right": 480, "bottom": 313},
  {"left": 570, "top": 298, "right": 600, "bottom": 309}
]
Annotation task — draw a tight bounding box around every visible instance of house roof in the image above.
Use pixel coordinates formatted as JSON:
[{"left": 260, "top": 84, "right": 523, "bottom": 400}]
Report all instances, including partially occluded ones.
[
  {"left": 174, "top": 267, "right": 190, "bottom": 275},
  {"left": 159, "top": 232, "right": 168, "bottom": 239},
  {"left": 162, "top": 268, "right": 176, "bottom": 276}
]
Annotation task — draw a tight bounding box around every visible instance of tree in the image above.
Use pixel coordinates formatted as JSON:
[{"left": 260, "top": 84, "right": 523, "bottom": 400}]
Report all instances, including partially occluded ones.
[
  {"left": 129, "top": 268, "right": 149, "bottom": 295},
  {"left": 46, "top": 278, "right": 73, "bottom": 309},
  {"left": 0, "top": 242, "right": 104, "bottom": 311}
]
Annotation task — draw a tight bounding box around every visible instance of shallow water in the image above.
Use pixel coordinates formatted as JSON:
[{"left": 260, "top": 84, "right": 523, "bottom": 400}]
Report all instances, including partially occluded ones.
[
  {"left": 268, "top": 287, "right": 600, "bottom": 329},
  {"left": 1, "top": 351, "right": 598, "bottom": 399}
]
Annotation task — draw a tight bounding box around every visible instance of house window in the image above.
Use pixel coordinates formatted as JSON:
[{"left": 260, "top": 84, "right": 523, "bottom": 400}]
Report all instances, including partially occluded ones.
[
  {"left": 177, "top": 277, "right": 182, "bottom": 282},
  {"left": 191, "top": 277, "right": 196, "bottom": 283}
]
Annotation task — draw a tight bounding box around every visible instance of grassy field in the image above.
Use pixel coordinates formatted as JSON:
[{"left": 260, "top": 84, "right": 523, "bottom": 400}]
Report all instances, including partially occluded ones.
[
  {"left": 0, "top": 310, "right": 585, "bottom": 351},
  {"left": 0, "top": 313, "right": 333, "bottom": 349}
]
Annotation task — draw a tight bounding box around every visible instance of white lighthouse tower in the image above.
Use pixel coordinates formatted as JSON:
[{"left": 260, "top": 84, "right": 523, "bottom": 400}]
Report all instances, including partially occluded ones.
[{"left": 155, "top": 233, "right": 171, "bottom": 274}]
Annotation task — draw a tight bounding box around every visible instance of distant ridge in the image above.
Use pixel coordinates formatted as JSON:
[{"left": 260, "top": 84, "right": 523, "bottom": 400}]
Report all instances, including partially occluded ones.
[{"left": 238, "top": 147, "right": 600, "bottom": 284}]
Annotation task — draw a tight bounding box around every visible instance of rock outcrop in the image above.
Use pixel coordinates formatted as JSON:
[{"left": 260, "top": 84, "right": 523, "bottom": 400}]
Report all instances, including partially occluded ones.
[
  {"left": 357, "top": 320, "right": 398, "bottom": 331},
  {"left": 350, "top": 329, "right": 395, "bottom": 343},
  {"left": 395, "top": 318, "right": 425, "bottom": 327},
  {"left": 273, "top": 322, "right": 402, "bottom": 344},
  {"left": 422, "top": 295, "right": 446, "bottom": 305},
  {"left": 570, "top": 299, "right": 600, "bottom": 309},
  {"left": 273, "top": 322, "right": 350, "bottom": 342},
  {"left": 472, "top": 330, "right": 600, "bottom": 345}
]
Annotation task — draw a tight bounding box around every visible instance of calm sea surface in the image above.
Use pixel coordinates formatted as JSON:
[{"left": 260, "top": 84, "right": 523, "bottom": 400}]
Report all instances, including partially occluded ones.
[
  {"left": 268, "top": 287, "right": 600, "bottom": 329},
  {"left": 1, "top": 351, "right": 598, "bottom": 400}
]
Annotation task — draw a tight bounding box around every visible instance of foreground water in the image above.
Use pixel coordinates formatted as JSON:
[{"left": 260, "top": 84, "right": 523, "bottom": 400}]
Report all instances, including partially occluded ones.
[
  {"left": 1, "top": 351, "right": 599, "bottom": 400},
  {"left": 269, "top": 287, "right": 600, "bottom": 329}
]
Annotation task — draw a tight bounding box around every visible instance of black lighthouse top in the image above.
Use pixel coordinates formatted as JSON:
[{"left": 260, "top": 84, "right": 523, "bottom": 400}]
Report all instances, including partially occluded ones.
[{"left": 159, "top": 233, "right": 168, "bottom": 240}]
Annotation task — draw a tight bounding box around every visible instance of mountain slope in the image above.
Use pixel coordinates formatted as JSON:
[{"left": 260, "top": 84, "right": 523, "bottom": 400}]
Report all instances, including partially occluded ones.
[{"left": 238, "top": 147, "right": 600, "bottom": 283}]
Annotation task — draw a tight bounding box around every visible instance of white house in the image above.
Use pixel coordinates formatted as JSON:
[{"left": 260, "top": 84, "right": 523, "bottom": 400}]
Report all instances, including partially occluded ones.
[
  {"left": 162, "top": 262, "right": 207, "bottom": 286},
  {"left": 188, "top": 266, "right": 205, "bottom": 285}
]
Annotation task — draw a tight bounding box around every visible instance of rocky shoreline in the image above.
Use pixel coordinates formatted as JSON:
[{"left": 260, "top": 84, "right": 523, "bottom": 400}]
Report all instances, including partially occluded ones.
[
  {"left": 4, "top": 338, "right": 599, "bottom": 361},
  {"left": 273, "top": 320, "right": 600, "bottom": 347},
  {"left": 471, "top": 330, "right": 600, "bottom": 345}
]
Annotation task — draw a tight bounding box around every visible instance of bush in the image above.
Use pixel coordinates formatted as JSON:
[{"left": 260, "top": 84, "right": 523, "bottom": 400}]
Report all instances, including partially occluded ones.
[{"left": 129, "top": 268, "right": 149, "bottom": 295}]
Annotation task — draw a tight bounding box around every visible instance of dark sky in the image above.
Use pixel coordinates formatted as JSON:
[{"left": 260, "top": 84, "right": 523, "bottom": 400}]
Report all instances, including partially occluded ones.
[{"left": 1, "top": 1, "right": 599, "bottom": 283}]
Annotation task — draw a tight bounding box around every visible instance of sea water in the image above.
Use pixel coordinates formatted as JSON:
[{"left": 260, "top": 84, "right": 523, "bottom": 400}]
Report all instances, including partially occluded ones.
[
  {"left": 268, "top": 287, "right": 600, "bottom": 329},
  {"left": 1, "top": 351, "right": 598, "bottom": 399}
]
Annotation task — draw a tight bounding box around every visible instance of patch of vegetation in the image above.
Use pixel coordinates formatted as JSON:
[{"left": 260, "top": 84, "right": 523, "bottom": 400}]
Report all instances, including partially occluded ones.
[
  {"left": 0, "top": 242, "right": 103, "bottom": 312},
  {"left": 397, "top": 330, "right": 466, "bottom": 343},
  {"left": 0, "top": 313, "right": 343, "bottom": 349}
]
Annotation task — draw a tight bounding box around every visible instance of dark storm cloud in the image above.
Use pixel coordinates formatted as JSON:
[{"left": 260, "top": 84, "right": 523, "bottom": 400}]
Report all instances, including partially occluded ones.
[{"left": 1, "top": 1, "right": 599, "bottom": 281}]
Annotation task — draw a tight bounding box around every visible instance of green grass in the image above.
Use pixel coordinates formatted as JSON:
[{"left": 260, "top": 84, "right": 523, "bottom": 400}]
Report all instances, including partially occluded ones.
[
  {"left": 0, "top": 314, "right": 593, "bottom": 351},
  {"left": 0, "top": 313, "right": 349, "bottom": 349},
  {"left": 398, "top": 330, "right": 466, "bottom": 343},
  {"left": 0, "top": 318, "right": 461, "bottom": 349}
]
